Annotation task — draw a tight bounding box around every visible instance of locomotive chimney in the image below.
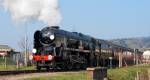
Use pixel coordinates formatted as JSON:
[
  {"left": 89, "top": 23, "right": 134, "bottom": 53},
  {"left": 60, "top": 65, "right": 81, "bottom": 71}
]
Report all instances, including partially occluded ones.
[{"left": 51, "top": 26, "right": 60, "bottom": 29}]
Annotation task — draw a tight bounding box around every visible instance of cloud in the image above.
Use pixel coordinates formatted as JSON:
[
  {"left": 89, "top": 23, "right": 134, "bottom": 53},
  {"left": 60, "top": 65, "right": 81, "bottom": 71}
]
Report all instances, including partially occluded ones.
[{"left": 3, "top": 0, "right": 62, "bottom": 26}]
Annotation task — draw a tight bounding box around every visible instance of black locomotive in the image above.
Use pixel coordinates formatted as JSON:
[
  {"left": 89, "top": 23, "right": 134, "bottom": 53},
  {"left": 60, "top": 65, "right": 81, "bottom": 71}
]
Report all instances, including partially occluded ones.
[{"left": 32, "top": 26, "right": 134, "bottom": 70}]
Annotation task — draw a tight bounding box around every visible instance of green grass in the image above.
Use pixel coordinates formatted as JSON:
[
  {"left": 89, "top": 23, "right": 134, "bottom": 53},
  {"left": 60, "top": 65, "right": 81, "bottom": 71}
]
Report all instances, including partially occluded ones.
[
  {"left": 18, "top": 66, "right": 36, "bottom": 70},
  {"left": 25, "top": 71, "right": 87, "bottom": 80},
  {"left": 0, "top": 65, "right": 17, "bottom": 71},
  {"left": 108, "top": 65, "right": 150, "bottom": 80},
  {"left": 0, "top": 65, "right": 36, "bottom": 71}
]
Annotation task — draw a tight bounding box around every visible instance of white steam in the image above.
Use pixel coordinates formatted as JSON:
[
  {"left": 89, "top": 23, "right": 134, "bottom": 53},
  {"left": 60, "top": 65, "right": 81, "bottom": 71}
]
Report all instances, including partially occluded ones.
[{"left": 2, "top": 0, "right": 62, "bottom": 26}]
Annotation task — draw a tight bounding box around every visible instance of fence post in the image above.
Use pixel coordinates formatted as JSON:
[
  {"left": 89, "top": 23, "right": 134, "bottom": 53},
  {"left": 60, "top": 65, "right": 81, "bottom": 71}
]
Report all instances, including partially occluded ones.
[
  {"left": 87, "top": 67, "right": 107, "bottom": 80},
  {"left": 4, "top": 56, "right": 7, "bottom": 69},
  {"left": 148, "top": 69, "right": 150, "bottom": 80}
]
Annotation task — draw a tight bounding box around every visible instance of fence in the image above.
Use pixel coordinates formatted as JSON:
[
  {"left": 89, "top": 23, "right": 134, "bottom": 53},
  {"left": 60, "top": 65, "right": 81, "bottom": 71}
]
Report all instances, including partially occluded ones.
[{"left": 0, "top": 56, "right": 17, "bottom": 70}]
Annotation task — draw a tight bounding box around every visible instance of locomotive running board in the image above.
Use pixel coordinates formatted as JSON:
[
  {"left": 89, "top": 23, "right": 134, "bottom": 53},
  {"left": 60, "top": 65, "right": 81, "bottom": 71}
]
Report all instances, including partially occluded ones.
[{"left": 63, "top": 48, "right": 91, "bottom": 53}]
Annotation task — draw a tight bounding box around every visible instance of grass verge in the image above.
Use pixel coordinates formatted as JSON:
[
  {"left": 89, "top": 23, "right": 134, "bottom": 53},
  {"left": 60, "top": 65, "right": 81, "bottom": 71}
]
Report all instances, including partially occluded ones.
[
  {"left": 26, "top": 65, "right": 150, "bottom": 80},
  {"left": 108, "top": 65, "right": 150, "bottom": 80},
  {"left": 25, "top": 71, "right": 87, "bottom": 80},
  {"left": 0, "top": 65, "right": 35, "bottom": 71}
]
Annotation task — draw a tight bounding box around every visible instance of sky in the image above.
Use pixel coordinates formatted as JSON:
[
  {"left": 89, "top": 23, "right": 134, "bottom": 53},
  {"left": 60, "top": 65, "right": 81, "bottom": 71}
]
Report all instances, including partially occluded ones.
[{"left": 0, "top": 0, "right": 150, "bottom": 51}]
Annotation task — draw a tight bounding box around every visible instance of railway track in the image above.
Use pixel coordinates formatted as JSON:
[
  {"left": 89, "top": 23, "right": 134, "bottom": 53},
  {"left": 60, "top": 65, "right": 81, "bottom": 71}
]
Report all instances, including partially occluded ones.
[
  {"left": 0, "top": 69, "right": 81, "bottom": 76},
  {"left": 0, "top": 70, "right": 51, "bottom": 75}
]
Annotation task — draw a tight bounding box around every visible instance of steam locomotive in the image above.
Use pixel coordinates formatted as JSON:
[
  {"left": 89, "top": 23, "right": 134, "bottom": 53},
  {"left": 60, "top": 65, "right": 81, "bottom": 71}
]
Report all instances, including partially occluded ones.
[{"left": 31, "top": 26, "right": 135, "bottom": 70}]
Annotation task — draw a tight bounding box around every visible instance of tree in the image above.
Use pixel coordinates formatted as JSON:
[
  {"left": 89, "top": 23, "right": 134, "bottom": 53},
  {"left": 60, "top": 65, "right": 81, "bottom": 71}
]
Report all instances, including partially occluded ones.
[{"left": 18, "top": 36, "right": 31, "bottom": 66}]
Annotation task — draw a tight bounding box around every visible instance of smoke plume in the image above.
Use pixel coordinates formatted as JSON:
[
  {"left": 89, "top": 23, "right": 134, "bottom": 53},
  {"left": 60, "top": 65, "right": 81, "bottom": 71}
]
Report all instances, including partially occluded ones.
[{"left": 2, "top": 0, "right": 62, "bottom": 26}]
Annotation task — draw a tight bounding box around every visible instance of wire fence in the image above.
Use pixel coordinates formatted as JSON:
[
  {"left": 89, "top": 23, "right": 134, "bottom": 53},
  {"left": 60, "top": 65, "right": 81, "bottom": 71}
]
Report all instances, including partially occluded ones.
[{"left": 0, "top": 56, "right": 17, "bottom": 70}]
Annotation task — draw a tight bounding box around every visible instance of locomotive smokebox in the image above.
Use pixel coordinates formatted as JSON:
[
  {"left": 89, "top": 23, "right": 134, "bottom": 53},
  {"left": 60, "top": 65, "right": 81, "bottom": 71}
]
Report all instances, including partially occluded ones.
[{"left": 51, "top": 26, "right": 59, "bottom": 29}]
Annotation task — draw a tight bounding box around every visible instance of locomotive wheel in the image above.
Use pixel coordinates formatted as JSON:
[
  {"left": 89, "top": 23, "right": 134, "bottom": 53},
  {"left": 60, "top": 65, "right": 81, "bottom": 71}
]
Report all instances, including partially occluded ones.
[
  {"left": 46, "top": 66, "right": 50, "bottom": 71},
  {"left": 59, "top": 62, "right": 66, "bottom": 70},
  {"left": 36, "top": 62, "right": 41, "bottom": 70},
  {"left": 66, "top": 61, "right": 73, "bottom": 70},
  {"left": 36, "top": 66, "right": 41, "bottom": 70},
  {"left": 82, "top": 63, "right": 88, "bottom": 70},
  {"left": 74, "top": 63, "right": 81, "bottom": 70}
]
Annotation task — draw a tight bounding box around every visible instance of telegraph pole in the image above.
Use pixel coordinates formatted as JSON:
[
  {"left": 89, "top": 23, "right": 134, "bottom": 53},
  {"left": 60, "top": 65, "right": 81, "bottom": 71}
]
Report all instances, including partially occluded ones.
[
  {"left": 133, "top": 48, "right": 136, "bottom": 65},
  {"left": 16, "top": 53, "right": 19, "bottom": 69},
  {"left": 24, "top": 24, "right": 27, "bottom": 66},
  {"left": 136, "top": 49, "right": 139, "bottom": 65}
]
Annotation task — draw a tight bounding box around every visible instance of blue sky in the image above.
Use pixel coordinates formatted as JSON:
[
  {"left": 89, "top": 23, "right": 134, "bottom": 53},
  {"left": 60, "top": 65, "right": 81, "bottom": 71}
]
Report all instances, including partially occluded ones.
[{"left": 0, "top": 0, "right": 150, "bottom": 50}]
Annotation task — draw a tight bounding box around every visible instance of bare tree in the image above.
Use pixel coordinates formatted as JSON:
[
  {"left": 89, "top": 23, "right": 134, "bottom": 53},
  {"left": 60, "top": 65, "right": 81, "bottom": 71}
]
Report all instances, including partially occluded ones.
[{"left": 18, "top": 36, "right": 31, "bottom": 66}]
